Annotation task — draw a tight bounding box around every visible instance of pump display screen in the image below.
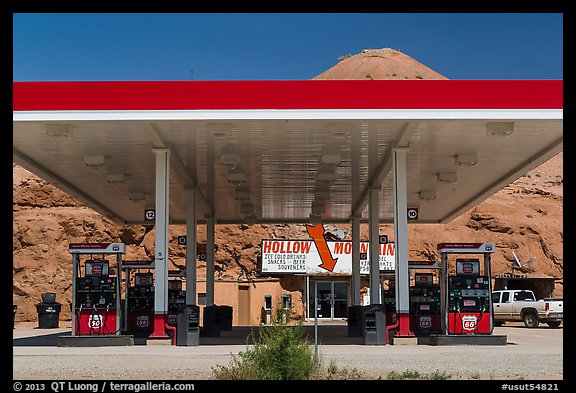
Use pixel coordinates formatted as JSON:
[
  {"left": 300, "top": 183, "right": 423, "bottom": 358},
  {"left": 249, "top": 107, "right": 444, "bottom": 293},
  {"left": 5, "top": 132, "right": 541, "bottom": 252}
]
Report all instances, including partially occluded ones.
[
  {"left": 459, "top": 297, "right": 482, "bottom": 312},
  {"left": 456, "top": 259, "right": 480, "bottom": 275},
  {"left": 168, "top": 280, "right": 182, "bottom": 290},
  {"left": 463, "top": 299, "right": 478, "bottom": 307},
  {"left": 85, "top": 261, "right": 109, "bottom": 277},
  {"left": 415, "top": 273, "right": 433, "bottom": 286},
  {"left": 135, "top": 274, "right": 152, "bottom": 286}
]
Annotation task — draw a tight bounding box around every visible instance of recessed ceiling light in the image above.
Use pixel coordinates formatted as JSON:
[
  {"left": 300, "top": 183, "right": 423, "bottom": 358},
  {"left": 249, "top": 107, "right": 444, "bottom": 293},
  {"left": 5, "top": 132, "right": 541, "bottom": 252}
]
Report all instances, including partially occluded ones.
[
  {"left": 220, "top": 143, "right": 241, "bottom": 169},
  {"left": 487, "top": 122, "right": 514, "bottom": 136},
  {"left": 235, "top": 185, "right": 251, "bottom": 200},
  {"left": 208, "top": 123, "right": 232, "bottom": 139},
  {"left": 46, "top": 124, "right": 72, "bottom": 138},
  {"left": 327, "top": 122, "right": 352, "bottom": 139},
  {"left": 106, "top": 173, "right": 125, "bottom": 183},
  {"left": 227, "top": 171, "right": 246, "bottom": 185},
  {"left": 419, "top": 191, "right": 437, "bottom": 201},
  {"left": 456, "top": 153, "right": 478, "bottom": 167},
  {"left": 437, "top": 172, "right": 457, "bottom": 183},
  {"left": 84, "top": 155, "right": 105, "bottom": 168},
  {"left": 128, "top": 192, "right": 145, "bottom": 201}
]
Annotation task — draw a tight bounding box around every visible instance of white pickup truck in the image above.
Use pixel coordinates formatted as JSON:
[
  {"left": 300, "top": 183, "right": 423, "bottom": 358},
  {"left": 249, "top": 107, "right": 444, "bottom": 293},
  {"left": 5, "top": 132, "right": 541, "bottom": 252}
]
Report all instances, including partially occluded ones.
[{"left": 492, "top": 289, "right": 563, "bottom": 328}]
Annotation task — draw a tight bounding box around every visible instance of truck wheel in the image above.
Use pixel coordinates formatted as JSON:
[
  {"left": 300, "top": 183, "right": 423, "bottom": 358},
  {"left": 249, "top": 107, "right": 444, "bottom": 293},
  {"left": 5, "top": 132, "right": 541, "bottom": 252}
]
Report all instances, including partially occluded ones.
[
  {"left": 523, "top": 312, "right": 539, "bottom": 328},
  {"left": 547, "top": 321, "right": 562, "bottom": 328}
]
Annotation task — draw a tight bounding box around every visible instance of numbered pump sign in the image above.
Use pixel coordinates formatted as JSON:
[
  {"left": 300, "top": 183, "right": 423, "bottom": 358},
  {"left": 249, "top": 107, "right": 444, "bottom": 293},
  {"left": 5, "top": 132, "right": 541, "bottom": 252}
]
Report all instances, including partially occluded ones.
[
  {"left": 407, "top": 207, "right": 419, "bottom": 220},
  {"left": 144, "top": 209, "right": 156, "bottom": 224}
]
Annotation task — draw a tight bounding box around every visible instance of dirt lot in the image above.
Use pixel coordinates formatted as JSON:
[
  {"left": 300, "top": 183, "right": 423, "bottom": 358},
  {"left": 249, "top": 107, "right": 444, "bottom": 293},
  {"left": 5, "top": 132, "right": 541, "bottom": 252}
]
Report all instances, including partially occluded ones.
[{"left": 12, "top": 321, "right": 562, "bottom": 381}]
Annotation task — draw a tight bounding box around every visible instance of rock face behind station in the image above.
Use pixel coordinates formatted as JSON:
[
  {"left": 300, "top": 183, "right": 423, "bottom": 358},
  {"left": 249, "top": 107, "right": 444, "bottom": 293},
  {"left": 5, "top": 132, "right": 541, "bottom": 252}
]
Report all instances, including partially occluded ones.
[
  {"left": 12, "top": 154, "right": 564, "bottom": 322},
  {"left": 12, "top": 48, "right": 563, "bottom": 321}
]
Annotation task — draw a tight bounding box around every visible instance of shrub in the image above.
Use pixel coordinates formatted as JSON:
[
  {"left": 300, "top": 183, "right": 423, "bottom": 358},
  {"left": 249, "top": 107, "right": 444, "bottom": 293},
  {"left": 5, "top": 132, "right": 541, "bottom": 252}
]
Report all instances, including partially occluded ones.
[
  {"left": 213, "top": 311, "right": 315, "bottom": 380},
  {"left": 311, "top": 360, "right": 368, "bottom": 380},
  {"left": 386, "top": 369, "right": 451, "bottom": 380}
]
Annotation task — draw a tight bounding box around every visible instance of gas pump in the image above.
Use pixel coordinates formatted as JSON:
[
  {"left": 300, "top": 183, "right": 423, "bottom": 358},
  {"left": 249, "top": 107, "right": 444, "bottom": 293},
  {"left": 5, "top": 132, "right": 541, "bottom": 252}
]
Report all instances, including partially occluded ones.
[
  {"left": 409, "top": 272, "right": 441, "bottom": 334},
  {"left": 69, "top": 243, "right": 124, "bottom": 336},
  {"left": 121, "top": 260, "right": 155, "bottom": 334},
  {"left": 438, "top": 243, "right": 495, "bottom": 335},
  {"left": 126, "top": 272, "right": 154, "bottom": 333},
  {"left": 167, "top": 279, "right": 186, "bottom": 327},
  {"left": 380, "top": 273, "right": 397, "bottom": 326}
]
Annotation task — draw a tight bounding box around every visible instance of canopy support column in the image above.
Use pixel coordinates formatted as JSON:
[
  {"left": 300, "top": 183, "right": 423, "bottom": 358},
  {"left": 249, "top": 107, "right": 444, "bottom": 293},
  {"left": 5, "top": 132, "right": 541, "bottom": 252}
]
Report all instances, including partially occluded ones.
[
  {"left": 351, "top": 124, "right": 362, "bottom": 306},
  {"left": 206, "top": 216, "right": 215, "bottom": 306},
  {"left": 351, "top": 216, "right": 361, "bottom": 305},
  {"left": 369, "top": 189, "right": 380, "bottom": 304},
  {"left": 186, "top": 189, "right": 197, "bottom": 305},
  {"left": 150, "top": 148, "right": 170, "bottom": 338},
  {"left": 368, "top": 129, "right": 380, "bottom": 304},
  {"left": 393, "top": 147, "right": 414, "bottom": 337}
]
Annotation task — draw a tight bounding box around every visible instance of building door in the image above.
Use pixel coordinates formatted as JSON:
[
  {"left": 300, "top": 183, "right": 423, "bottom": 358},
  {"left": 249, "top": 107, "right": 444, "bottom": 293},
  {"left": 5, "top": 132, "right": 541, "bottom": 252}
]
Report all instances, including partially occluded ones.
[
  {"left": 333, "top": 282, "right": 349, "bottom": 319},
  {"left": 308, "top": 280, "right": 349, "bottom": 320},
  {"left": 238, "top": 285, "right": 250, "bottom": 326}
]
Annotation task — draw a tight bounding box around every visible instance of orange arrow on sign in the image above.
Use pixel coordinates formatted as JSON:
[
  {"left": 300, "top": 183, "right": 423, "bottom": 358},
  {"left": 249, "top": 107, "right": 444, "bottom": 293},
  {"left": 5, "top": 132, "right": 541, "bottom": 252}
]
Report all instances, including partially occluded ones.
[{"left": 306, "top": 224, "right": 338, "bottom": 272}]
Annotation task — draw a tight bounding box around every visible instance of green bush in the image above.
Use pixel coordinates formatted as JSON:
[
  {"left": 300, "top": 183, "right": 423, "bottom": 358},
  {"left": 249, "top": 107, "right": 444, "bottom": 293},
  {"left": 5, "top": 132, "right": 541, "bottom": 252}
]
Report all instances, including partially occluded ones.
[
  {"left": 311, "top": 360, "right": 369, "bottom": 380},
  {"left": 386, "top": 369, "right": 451, "bottom": 380},
  {"left": 213, "top": 311, "right": 315, "bottom": 380}
]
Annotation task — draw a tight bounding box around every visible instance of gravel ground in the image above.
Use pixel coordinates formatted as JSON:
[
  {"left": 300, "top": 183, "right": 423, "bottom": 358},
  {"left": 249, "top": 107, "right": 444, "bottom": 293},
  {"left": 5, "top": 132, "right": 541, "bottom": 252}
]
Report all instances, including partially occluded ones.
[{"left": 13, "top": 321, "right": 563, "bottom": 381}]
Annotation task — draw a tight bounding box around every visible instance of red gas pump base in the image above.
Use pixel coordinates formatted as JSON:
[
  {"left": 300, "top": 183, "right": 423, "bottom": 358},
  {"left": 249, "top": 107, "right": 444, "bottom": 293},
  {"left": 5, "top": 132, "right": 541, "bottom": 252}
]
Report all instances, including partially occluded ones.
[
  {"left": 147, "top": 313, "right": 171, "bottom": 344},
  {"left": 391, "top": 313, "right": 418, "bottom": 345},
  {"left": 393, "top": 313, "right": 415, "bottom": 337}
]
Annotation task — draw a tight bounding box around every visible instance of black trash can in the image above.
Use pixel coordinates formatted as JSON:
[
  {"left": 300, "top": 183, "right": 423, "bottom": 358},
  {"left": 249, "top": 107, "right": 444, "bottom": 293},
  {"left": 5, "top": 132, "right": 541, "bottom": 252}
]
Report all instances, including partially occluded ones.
[
  {"left": 202, "top": 305, "right": 221, "bottom": 337},
  {"left": 36, "top": 292, "right": 62, "bottom": 329},
  {"left": 347, "top": 305, "right": 365, "bottom": 337},
  {"left": 219, "top": 305, "right": 233, "bottom": 331},
  {"left": 13, "top": 305, "right": 17, "bottom": 329}
]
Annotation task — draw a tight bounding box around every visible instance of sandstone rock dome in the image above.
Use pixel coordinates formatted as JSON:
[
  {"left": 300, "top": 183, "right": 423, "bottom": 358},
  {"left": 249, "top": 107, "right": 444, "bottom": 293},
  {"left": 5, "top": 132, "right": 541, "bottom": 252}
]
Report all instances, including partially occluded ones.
[{"left": 313, "top": 48, "right": 447, "bottom": 80}]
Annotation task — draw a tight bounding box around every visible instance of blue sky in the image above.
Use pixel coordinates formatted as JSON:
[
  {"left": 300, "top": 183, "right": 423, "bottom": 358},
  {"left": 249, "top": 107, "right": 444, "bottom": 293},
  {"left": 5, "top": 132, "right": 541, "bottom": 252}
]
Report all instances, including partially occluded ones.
[{"left": 13, "top": 13, "right": 563, "bottom": 81}]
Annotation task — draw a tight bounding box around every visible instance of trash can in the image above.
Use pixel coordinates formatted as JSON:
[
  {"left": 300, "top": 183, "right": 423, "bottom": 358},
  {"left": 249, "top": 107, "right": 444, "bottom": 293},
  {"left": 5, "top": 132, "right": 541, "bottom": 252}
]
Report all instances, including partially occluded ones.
[
  {"left": 177, "top": 305, "right": 200, "bottom": 346},
  {"left": 347, "top": 305, "right": 365, "bottom": 337},
  {"left": 364, "top": 304, "right": 387, "bottom": 345},
  {"left": 218, "top": 305, "right": 233, "bottom": 331},
  {"left": 13, "top": 305, "right": 17, "bottom": 329},
  {"left": 202, "top": 305, "right": 221, "bottom": 337},
  {"left": 36, "top": 292, "right": 62, "bottom": 329}
]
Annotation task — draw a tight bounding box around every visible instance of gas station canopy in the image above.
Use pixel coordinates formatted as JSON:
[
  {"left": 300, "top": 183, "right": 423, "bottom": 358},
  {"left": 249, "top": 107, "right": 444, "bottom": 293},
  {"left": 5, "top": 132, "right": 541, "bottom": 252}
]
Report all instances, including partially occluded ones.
[{"left": 13, "top": 80, "right": 562, "bottom": 225}]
